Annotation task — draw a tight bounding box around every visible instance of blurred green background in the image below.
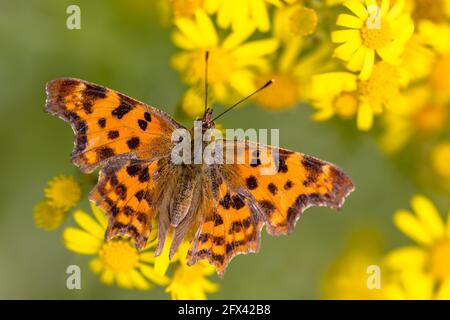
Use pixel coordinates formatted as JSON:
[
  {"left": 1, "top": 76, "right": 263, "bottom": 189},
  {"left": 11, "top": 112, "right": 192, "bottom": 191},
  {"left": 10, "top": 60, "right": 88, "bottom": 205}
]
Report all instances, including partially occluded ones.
[{"left": 0, "top": 0, "right": 440, "bottom": 299}]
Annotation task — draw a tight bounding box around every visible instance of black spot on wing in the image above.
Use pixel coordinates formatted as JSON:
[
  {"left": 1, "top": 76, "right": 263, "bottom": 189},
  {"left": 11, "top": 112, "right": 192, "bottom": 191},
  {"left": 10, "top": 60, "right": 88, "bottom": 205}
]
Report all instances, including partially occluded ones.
[
  {"left": 127, "top": 137, "right": 140, "bottom": 150},
  {"left": 246, "top": 176, "right": 258, "bottom": 190}
]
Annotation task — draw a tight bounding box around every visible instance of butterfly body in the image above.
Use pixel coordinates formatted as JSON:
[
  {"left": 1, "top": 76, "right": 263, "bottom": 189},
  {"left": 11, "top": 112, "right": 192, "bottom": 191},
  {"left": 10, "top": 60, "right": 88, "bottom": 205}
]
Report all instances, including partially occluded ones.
[{"left": 45, "top": 78, "right": 354, "bottom": 276}]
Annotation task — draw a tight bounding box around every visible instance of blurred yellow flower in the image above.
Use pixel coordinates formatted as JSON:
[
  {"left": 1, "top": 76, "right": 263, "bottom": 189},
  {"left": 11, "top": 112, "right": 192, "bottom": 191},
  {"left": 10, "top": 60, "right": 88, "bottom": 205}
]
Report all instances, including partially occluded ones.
[
  {"left": 418, "top": 22, "right": 450, "bottom": 101},
  {"left": 255, "top": 41, "right": 331, "bottom": 110},
  {"left": 332, "top": 0, "right": 414, "bottom": 79},
  {"left": 379, "top": 86, "right": 449, "bottom": 154},
  {"left": 322, "top": 229, "right": 385, "bottom": 299},
  {"left": 408, "top": 0, "right": 450, "bottom": 23},
  {"left": 171, "top": 10, "right": 278, "bottom": 103},
  {"left": 33, "top": 200, "right": 67, "bottom": 231},
  {"left": 44, "top": 175, "right": 81, "bottom": 211},
  {"left": 385, "top": 195, "right": 450, "bottom": 282},
  {"left": 384, "top": 271, "right": 450, "bottom": 299},
  {"left": 171, "top": 0, "right": 206, "bottom": 19},
  {"left": 63, "top": 203, "right": 169, "bottom": 290},
  {"left": 205, "top": 0, "right": 284, "bottom": 32},
  {"left": 311, "top": 62, "right": 404, "bottom": 130},
  {"left": 273, "top": 3, "right": 318, "bottom": 42},
  {"left": 180, "top": 87, "right": 205, "bottom": 118},
  {"left": 399, "top": 35, "right": 435, "bottom": 85},
  {"left": 165, "top": 241, "right": 219, "bottom": 299},
  {"left": 431, "top": 142, "right": 450, "bottom": 179}
]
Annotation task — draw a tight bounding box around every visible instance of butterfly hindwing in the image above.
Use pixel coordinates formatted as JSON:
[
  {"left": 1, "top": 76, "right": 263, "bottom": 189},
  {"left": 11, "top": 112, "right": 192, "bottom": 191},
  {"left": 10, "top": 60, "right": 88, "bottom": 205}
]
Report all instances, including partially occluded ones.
[
  {"left": 45, "top": 78, "right": 181, "bottom": 173},
  {"left": 187, "top": 175, "right": 262, "bottom": 277},
  {"left": 90, "top": 158, "right": 161, "bottom": 249}
]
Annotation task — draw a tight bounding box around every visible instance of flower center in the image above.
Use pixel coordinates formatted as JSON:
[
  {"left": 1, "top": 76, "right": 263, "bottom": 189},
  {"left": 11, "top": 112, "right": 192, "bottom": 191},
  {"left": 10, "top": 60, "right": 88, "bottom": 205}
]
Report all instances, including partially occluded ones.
[
  {"left": 429, "top": 239, "right": 450, "bottom": 280},
  {"left": 358, "top": 62, "right": 399, "bottom": 108},
  {"left": 188, "top": 47, "right": 234, "bottom": 85},
  {"left": 361, "top": 20, "right": 392, "bottom": 49},
  {"left": 171, "top": 0, "right": 204, "bottom": 18},
  {"left": 431, "top": 54, "right": 450, "bottom": 95},
  {"left": 413, "top": 104, "right": 448, "bottom": 134},
  {"left": 99, "top": 240, "right": 139, "bottom": 273},
  {"left": 333, "top": 92, "right": 359, "bottom": 119},
  {"left": 289, "top": 7, "right": 318, "bottom": 36},
  {"left": 412, "top": 0, "right": 446, "bottom": 23},
  {"left": 254, "top": 73, "right": 299, "bottom": 110}
]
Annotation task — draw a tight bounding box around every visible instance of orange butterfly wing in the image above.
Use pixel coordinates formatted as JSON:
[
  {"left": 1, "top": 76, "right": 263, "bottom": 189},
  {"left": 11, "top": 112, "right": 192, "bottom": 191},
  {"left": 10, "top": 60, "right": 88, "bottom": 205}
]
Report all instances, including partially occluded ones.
[
  {"left": 187, "top": 178, "right": 263, "bottom": 276},
  {"left": 89, "top": 159, "right": 160, "bottom": 249},
  {"left": 45, "top": 78, "right": 182, "bottom": 248},
  {"left": 187, "top": 140, "right": 354, "bottom": 275},
  {"left": 45, "top": 78, "right": 181, "bottom": 173}
]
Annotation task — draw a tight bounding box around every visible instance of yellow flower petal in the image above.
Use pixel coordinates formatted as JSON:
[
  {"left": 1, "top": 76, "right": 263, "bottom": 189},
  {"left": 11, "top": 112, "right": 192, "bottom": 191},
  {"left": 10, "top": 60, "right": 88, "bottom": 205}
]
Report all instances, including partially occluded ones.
[
  {"left": 249, "top": 0, "right": 270, "bottom": 32},
  {"left": 357, "top": 101, "right": 373, "bottom": 131},
  {"left": 394, "top": 210, "right": 434, "bottom": 246},
  {"left": 344, "top": 0, "right": 369, "bottom": 20},
  {"left": 139, "top": 264, "right": 170, "bottom": 286},
  {"left": 436, "top": 279, "right": 450, "bottom": 300},
  {"left": 332, "top": 29, "right": 360, "bottom": 43},
  {"left": 63, "top": 227, "right": 102, "bottom": 254},
  {"left": 348, "top": 45, "right": 368, "bottom": 71},
  {"left": 447, "top": 209, "right": 450, "bottom": 238},
  {"left": 222, "top": 23, "right": 256, "bottom": 50},
  {"left": 171, "top": 32, "right": 197, "bottom": 50},
  {"left": 359, "top": 48, "right": 374, "bottom": 80},
  {"left": 216, "top": 0, "right": 233, "bottom": 29},
  {"left": 232, "top": 39, "right": 279, "bottom": 60},
  {"left": 337, "top": 14, "right": 364, "bottom": 29},
  {"left": 411, "top": 195, "right": 445, "bottom": 240},
  {"left": 334, "top": 39, "right": 362, "bottom": 60},
  {"left": 384, "top": 246, "right": 427, "bottom": 271},
  {"left": 100, "top": 269, "right": 114, "bottom": 285},
  {"left": 129, "top": 269, "right": 152, "bottom": 290},
  {"left": 402, "top": 272, "right": 433, "bottom": 299},
  {"left": 154, "top": 241, "right": 171, "bottom": 276},
  {"left": 90, "top": 202, "right": 108, "bottom": 229},
  {"left": 89, "top": 258, "right": 103, "bottom": 274},
  {"left": 73, "top": 210, "right": 104, "bottom": 239},
  {"left": 116, "top": 273, "right": 133, "bottom": 289},
  {"left": 174, "top": 17, "right": 204, "bottom": 48},
  {"left": 195, "top": 10, "right": 218, "bottom": 47}
]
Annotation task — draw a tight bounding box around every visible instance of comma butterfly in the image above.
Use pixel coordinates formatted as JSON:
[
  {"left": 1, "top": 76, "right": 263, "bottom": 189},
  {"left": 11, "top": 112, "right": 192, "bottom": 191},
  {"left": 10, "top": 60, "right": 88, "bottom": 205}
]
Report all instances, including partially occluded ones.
[{"left": 45, "top": 59, "right": 354, "bottom": 276}]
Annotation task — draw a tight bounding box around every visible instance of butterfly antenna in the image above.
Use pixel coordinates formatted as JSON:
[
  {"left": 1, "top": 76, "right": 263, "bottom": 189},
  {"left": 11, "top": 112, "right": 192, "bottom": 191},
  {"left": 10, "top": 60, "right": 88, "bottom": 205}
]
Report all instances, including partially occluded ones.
[
  {"left": 212, "top": 79, "right": 274, "bottom": 122},
  {"left": 204, "top": 51, "right": 209, "bottom": 115}
]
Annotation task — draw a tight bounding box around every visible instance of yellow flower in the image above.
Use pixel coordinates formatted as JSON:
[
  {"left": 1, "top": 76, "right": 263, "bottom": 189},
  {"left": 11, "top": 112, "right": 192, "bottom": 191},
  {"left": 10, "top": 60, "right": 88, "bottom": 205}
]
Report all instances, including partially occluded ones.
[
  {"left": 384, "top": 195, "right": 450, "bottom": 283},
  {"left": 322, "top": 228, "right": 385, "bottom": 299},
  {"left": 399, "top": 35, "right": 435, "bottom": 85},
  {"left": 384, "top": 271, "right": 450, "bottom": 299},
  {"left": 408, "top": 0, "right": 450, "bottom": 23},
  {"left": 310, "top": 62, "right": 404, "bottom": 130},
  {"left": 255, "top": 40, "right": 332, "bottom": 110},
  {"left": 205, "top": 0, "right": 284, "bottom": 32},
  {"left": 180, "top": 87, "right": 206, "bottom": 118},
  {"left": 165, "top": 241, "right": 219, "bottom": 300},
  {"left": 332, "top": 0, "right": 414, "bottom": 79},
  {"left": 171, "top": 10, "right": 278, "bottom": 103},
  {"left": 63, "top": 203, "right": 169, "bottom": 290},
  {"left": 33, "top": 200, "right": 67, "bottom": 231},
  {"left": 417, "top": 22, "right": 450, "bottom": 102},
  {"left": 431, "top": 142, "right": 450, "bottom": 179},
  {"left": 379, "top": 86, "right": 449, "bottom": 154},
  {"left": 44, "top": 175, "right": 81, "bottom": 211},
  {"left": 273, "top": 3, "right": 318, "bottom": 42}
]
